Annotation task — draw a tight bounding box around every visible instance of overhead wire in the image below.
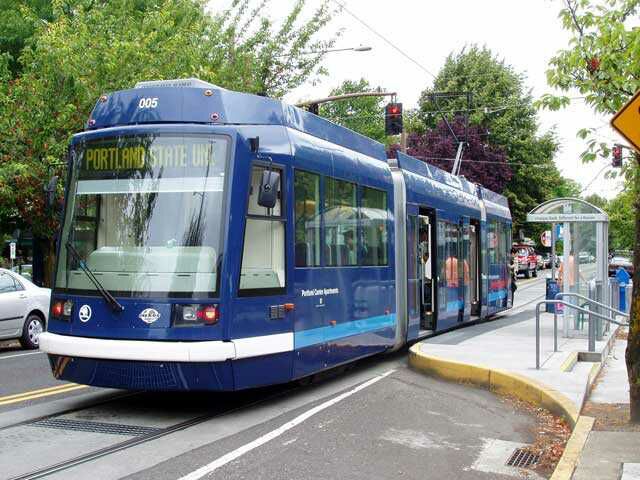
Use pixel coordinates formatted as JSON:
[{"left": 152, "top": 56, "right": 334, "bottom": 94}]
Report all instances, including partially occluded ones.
[
  {"left": 580, "top": 164, "right": 611, "bottom": 193},
  {"left": 330, "top": 0, "right": 438, "bottom": 80},
  {"left": 404, "top": 155, "right": 558, "bottom": 169}
]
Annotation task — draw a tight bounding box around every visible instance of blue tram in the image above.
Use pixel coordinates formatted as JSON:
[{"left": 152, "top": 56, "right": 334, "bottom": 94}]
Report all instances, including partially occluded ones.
[{"left": 39, "top": 78, "right": 512, "bottom": 391}]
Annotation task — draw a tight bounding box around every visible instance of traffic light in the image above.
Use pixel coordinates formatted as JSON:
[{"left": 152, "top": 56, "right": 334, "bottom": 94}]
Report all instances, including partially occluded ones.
[
  {"left": 612, "top": 144, "right": 623, "bottom": 167},
  {"left": 385, "top": 102, "right": 403, "bottom": 135}
]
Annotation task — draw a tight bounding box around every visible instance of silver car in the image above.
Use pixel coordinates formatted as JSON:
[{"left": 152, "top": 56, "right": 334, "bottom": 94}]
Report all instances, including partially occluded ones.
[{"left": 0, "top": 268, "right": 51, "bottom": 349}]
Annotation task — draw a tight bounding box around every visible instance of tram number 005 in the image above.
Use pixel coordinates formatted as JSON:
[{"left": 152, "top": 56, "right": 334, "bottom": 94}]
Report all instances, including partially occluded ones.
[{"left": 138, "top": 97, "right": 159, "bottom": 109}]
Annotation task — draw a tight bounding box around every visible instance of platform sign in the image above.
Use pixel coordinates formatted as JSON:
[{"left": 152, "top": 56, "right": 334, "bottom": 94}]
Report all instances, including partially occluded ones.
[
  {"left": 9, "top": 242, "right": 16, "bottom": 260},
  {"left": 541, "top": 230, "right": 551, "bottom": 247},
  {"left": 611, "top": 89, "right": 640, "bottom": 152}
]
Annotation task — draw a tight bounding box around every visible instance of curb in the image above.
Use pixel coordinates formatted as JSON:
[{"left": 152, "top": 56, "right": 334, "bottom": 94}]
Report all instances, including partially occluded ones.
[
  {"left": 408, "top": 346, "right": 580, "bottom": 426},
  {"left": 550, "top": 416, "right": 594, "bottom": 480},
  {"left": 408, "top": 344, "right": 598, "bottom": 480}
]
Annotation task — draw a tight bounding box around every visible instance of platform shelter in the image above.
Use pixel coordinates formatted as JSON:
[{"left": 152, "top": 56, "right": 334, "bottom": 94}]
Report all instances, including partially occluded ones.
[{"left": 527, "top": 197, "right": 609, "bottom": 339}]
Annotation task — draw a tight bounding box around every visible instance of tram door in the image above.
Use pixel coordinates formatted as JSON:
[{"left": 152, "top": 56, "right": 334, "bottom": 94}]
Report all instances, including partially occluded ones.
[
  {"left": 460, "top": 218, "right": 471, "bottom": 322},
  {"left": 406, "top": 210, "right": 420, "bottom": 336},
  {"left": 469, "top": 222, "right": 481, "bottom": 316},
  {"left": 418, "top": 214, "right": 435, "bottom": 330}
]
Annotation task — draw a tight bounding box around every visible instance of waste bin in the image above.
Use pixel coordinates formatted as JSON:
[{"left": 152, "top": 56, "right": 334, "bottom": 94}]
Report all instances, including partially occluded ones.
[{"left": 546, "top": 278, "right": 559, "bottom": 313}]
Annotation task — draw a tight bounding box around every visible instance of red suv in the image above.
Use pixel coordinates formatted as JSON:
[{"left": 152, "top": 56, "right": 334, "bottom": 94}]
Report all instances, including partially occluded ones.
[{"left": 511, "top": 245, "right": 537, "bottom": 278}]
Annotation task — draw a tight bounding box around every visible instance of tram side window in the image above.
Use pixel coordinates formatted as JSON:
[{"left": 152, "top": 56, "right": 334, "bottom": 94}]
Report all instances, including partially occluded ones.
[
  {"left": 324, "top": 177, "right": 358, "bottom": 267},
  {"left": 487, "top": 220, "right": 497, "bottom": 265},
  {"left": 294, "top": 170, "right": 321, "bottom": 267},
  {"left": 239, "top": 165, "right": 286, "bottom": 294},
  {"left": 445, "top": 223, "right": 460, "bottom": 288},
  {"left": 437, "top": 221, "right": 447, "bottom": 307},
  {"left": 497, "top": 222, "right": 507, "bottom": 264},
  {"left": 360, "top": 187, "right": 388, "bottom": 266}
]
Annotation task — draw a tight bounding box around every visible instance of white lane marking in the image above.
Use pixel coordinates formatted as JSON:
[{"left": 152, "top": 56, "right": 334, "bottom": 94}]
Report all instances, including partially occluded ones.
[
  {"left": 0, "top": 351, "right": 43, "bottom": 360},
  {"left": 178, "top": 369, "right": 396, "bottom": 480}
]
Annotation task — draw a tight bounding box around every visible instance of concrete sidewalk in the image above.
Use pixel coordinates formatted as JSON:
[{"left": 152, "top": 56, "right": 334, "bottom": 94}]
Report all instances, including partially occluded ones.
[
  {"left": 572, "top": 335, "right": 640, "bottom": 480},
  {"left": 409, "top": 276, "right": 623, "bottom": 479}
]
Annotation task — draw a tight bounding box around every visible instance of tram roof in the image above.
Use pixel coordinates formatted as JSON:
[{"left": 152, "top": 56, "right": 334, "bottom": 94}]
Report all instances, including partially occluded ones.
[
  {"left": 87, "top": 78, "right": 388, "bottom": 161},
  {"left": 87, "top": 78, "right": 509, "bottom": 211}
]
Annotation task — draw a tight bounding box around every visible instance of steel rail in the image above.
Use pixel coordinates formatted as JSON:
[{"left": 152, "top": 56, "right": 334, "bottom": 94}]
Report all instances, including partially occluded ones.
[{"left": 6, "top": 383, "right": 302, "bottom": 480}]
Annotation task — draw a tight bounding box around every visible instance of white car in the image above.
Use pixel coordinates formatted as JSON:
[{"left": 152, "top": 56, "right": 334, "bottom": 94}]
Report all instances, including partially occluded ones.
[{"left": 0, "top": 268, "right": 51, "bottom": 349}]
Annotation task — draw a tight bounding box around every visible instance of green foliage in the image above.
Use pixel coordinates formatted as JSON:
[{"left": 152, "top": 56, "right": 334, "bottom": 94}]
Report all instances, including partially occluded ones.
[
  {"left": 0, "top": 0, "right": 54, "bottom": 77},
  {"left": 583, "top": 192, "right": 608, "bottom": 210},
  {"left": 0, "top": 0, "right": 338, "bottom": 240},
  {"left": 607, "top": 184, "right": 635, "bottom": 250},
  {"left": 543, "top": 0, "right": 640, "bottom": 115},
  {"left": 318, "top": 78, "right": 387, "bottom": 143},
  {"left": 417, "top": 45, "right": 575, "bottom": 238},
  {"left": 540, "top": 0, "right": 640, "bottom": 166}
]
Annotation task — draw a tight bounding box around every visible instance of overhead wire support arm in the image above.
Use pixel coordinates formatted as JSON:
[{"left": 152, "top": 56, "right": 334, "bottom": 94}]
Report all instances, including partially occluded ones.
[
  {"left": 295, "top": 91, "right": 398, "bottom": 109},
  {"left": 426, "top": 92, "right": 473, "bottom": 176}
]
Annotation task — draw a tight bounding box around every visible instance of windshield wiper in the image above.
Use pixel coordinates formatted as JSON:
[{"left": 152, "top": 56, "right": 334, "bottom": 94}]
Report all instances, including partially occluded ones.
[{"left": 65, "top": 242, "right": 124, "bottom": 313}]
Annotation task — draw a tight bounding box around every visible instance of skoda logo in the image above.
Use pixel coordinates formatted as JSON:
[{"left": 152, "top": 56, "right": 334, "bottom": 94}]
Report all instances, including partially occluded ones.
[
  {"left": 139, "top": 308, "right": 161, "bottom": 324},
  {"left": 78, "top": 305, "right": 92, "bottom": 323}
]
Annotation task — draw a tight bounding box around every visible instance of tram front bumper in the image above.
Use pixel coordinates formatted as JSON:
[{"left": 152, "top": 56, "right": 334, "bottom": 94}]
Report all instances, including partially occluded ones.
[{"left": 39, "top": 331, "right": 293, "bottom": 362}]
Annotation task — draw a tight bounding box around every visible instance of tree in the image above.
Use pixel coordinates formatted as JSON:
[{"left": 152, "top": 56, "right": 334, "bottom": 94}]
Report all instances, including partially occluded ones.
[
  {"left": 607, "top": 186, "right": 635, "bottom": 251},
  {"left": 318, "top": 78, "right": 387, "bottom": 143},
  {"left": 0, "top": 0, "right": 54, "bottom": 77},
  {"left": 416, "top": 45, "right": 575, "bottom": 240},
  {"left": 390, "top": 116, "right": 512, "bottom": 193},
  {"left": 541, "top": 0, "right": 640, "bottom": 421},
  {"left": 0, "top": 0, "right": 338, "bottom": 284}
]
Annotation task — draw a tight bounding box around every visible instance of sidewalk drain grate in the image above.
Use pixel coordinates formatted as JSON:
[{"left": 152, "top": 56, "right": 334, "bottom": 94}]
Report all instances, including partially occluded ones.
[
  {"left": 506, "top": 448, "right": 539, "bottom": 468},
  {"left": 30, "top": 418, "right": 163, "bottom": 436}
]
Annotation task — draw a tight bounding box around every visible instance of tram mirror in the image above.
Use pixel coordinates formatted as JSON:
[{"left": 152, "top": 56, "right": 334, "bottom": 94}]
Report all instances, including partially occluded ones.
[
  {"left": 258, "top": 169, "right": 280, "bottom": 209},
  {"left": 45, "top": 176, "right": 59, "bottom": 210}
]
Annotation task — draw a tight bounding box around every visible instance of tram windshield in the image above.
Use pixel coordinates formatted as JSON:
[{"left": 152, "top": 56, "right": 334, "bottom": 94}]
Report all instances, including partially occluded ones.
[{"left": 56, "top": 133, "right": 229, "bottom": 298}]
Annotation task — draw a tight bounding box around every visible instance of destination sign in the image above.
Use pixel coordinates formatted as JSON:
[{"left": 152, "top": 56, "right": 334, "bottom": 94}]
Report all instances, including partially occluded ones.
[{"left": 84, "top": 142, "right": 219, "bottom": 171}]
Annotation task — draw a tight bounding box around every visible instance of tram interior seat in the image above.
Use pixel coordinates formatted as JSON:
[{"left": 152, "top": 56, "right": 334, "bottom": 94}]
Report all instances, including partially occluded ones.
[
  {"left": 239, "top": 269, "right": 281, "bottom": 289},
  {"left": 86, "top": 246, "right": 217, "bottom": 273}
]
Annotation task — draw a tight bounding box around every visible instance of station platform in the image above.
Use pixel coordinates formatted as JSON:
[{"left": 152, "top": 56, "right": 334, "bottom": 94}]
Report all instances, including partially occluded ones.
[{"left": 409, "top": 275, "right": 633, "bottom": 479}]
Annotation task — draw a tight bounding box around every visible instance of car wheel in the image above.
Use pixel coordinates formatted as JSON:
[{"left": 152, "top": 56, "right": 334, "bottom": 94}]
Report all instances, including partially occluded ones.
[{"left": 19, "top": 314, "right": 44, "bottom": 350}]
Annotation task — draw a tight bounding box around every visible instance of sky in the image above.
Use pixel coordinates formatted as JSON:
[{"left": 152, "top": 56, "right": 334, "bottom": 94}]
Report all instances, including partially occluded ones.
[{"left": 216, "top": 0, "right": 625, "bottom": 199}]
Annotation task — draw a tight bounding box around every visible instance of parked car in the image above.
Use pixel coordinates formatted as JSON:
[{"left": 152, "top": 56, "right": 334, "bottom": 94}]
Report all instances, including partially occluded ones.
[
  {"left": 511, "top": 245, "right": 537, "bottom": 278},
  {"left": 536, "top": 254, "right": 545, "bottom": 270},
  {"left": 541, "top": 253, "right": 554, "bottom": 269},
  {"left": 608, "top": 254, "right": 634, "bottom": 277},
  {"left": 0, "top": 268, "right": 50, "bottom": 349}
]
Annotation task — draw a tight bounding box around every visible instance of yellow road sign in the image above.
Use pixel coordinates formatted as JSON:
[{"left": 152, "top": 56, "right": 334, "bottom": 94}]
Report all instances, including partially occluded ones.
[{"left": 611, "top": 89, "right": 640, "bottom": 152}]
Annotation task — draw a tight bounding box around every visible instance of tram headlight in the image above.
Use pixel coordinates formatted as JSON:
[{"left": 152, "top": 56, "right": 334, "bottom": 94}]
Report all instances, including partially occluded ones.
[{"left": 172, "top": 304, "right": 219, "bottom": 327}]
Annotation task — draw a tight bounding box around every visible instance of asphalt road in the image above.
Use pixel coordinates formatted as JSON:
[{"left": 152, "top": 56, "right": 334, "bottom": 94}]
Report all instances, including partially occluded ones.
[
  {"left": 0, "top": 341, "right": 100, "bottom": 413},
  {"left": 0, "top": 275, "right": 547, "bottom": 480}
]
